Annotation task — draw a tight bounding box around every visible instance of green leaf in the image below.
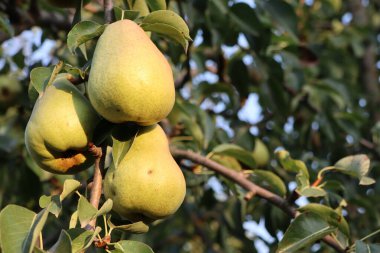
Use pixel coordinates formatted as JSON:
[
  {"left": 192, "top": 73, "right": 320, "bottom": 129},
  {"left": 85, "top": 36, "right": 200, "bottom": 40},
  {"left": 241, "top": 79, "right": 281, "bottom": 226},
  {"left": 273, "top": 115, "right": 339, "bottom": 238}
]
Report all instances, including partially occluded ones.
[
  {"left": 259, "top": 0, "right": 298, "bottom": 41},
  {"left": 197, "top": 109, "right": 215, "bottom": 149},
  {"left": 112, "top": 125, "right": 140, "bottom": 169},
  {"left": 68, "top": 227, "right": 101, "bottom": 253},
  {"left": 96, "top": 199, "right": 113, "bottom": 217},
  {"left": 212, "top": 144, "right": 256, "bottom": 168},
  {"left": 277, "top": 212, "right": 337, "bottom": 253},
  {"left": 299, "top": 186, "right": 326, "bottom": 197},
  {"left": 229, "top": 3, "right": 260, "bottom": 36},
  {"left": 67, "top": 21, "right": 106, "bottom": 55},
  {"left": 29, "top": 66, "right": 54, "bottom": 96},
  {"left": 69, "top": 211, "right": 79, "bottom": 229},
  {"left": 77, "top": 196, "right": 97, "bottom": 227},
  {"left": 22, "top": 206, "right": 51, "bottom": 253},
  {"left": 252, "top": 170, "right": 287, "bottom": 197},
  {"left": 355, "top": 240, "right": 380, "bottom": 253},
  {"left": 0, "top": 205, "right": 36, "bottom": 253},
  {"left": 275, "top": 150, "right": 310, "bottom": 193},
  {"left": 114, "top": 7, "right": 141, "bottom": 21},
  {"left": 146, "top": 0, "right": 166, "bottom": 11},
  {"left": 0, "top": 15, "right": 14, "bottom": 37},
  {"left": 299, "top": 203, "right": 349, "bottom": 236},
  {"left": 333, "top": 155, "right": 375, "bottom": 185},
  {"left": 108, "top": 220, "right": 149, "bottom": 234},
  {"left": 114, "top": 240, "right": 154, "bottom": 253},
  {"left": 48, "top": 230, "right": 72, "bottom": 253},
  {"left": 141, "top": 10, "right": 191, "bottom": 51},
  {"left": 60, "top": 179, "right": 81, "bottom": 201}
]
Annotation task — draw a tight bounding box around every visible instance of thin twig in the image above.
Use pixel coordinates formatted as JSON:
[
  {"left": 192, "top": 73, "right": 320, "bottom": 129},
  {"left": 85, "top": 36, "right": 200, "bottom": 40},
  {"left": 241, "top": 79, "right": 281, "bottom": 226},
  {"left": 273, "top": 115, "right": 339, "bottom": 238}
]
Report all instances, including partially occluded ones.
[
  {"left": 104, "top": 0, "right": 114, "bottom": 24},
  {"left": 171, "top": 148, "right": 346, "bottom": 253}
]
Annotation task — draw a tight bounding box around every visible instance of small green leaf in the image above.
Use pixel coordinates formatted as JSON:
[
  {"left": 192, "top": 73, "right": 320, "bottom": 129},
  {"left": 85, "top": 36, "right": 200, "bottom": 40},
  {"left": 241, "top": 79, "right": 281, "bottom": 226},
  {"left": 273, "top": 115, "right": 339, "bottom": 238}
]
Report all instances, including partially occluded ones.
[
  {"left": 29, "top": 66, "right": 54, "bottom": 96},
  {"left": 114, "top": 7, "right": 140, "bottom": 21},
  {"left": 299, "top": 186, "right": 326, "bottom": 197},
  {"left": 22, "top": 205, "right": 51, "bottom": 253},
  {"left": 252, "top": 170, "right": 287, "bottom": 197},
  {"left": 0, "top": 205, "right": 36, "bottom": 253},
  {"left": 299, "top": 203, "right": 349, "bottom": 236},
  {"left": 141, "top": 10, "right": 191, "bottom": 51},
  {"left": 146, "top": 0, "right": 166, "bottom": 11},
  {"left": 77, "top": 196, "right": 97, "bottom": 227},
  {"left": 112, "top": 124, "right": 140, "bottom": 169},
  {"left": 276, "top": 150, "right": 310, "bottom": 193},
  {"left": 213, "top": 144, "right": 256, "bottom": 168},
  {"left": 114, "top": 240, "right": 154, "bottom": 253},
  {"left": 67, "top": 21, "right": 106, "bottom": 54},
  {"left": 96, "top": 199, "right": 113, "bottom": 217},
  {"left": 108, "top": 220, "right": 149, "bottom": 234},
  {"left": 333, "top": 155, "right": 375, "bottom": 185},
  {"left": 60, "top": 179, "right": 81, "bottom": 201},
  {"left": 69, "top": 211, "right": 79, "bottom": 229},
  {"left": 277, "top": 212, "right": 337, "bottom": 253},
  {"left": 48, "top": 230, "right": 72, "bottom": 253},
  {"left": 197, "top": 109, "right": 215, "bottom": 149},
  {"left": 68, "top": 227, "right": 101, "bottom": 253},
  {"left": 355, "top": 240, "right": 380, "bottom": 253}
]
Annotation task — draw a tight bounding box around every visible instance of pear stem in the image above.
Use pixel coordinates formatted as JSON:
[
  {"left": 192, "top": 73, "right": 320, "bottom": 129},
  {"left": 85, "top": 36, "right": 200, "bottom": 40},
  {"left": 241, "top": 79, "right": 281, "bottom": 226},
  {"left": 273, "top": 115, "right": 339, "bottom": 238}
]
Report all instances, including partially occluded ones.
[{"left": 170, "top": 148, "right": 346, "bottom": 253}]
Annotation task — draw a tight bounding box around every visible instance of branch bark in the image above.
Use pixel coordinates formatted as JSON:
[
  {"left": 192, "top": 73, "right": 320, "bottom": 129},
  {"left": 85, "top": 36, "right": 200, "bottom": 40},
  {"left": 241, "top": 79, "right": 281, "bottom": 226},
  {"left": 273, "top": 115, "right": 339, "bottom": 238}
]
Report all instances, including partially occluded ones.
[{"left": 171, "top": 148, "right": 346, "bottom": 253}]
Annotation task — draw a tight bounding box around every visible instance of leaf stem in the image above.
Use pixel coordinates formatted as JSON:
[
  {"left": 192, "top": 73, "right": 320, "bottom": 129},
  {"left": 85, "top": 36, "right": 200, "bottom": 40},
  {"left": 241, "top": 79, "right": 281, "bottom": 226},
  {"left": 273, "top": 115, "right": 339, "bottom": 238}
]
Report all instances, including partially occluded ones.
[{"left": 360, "top": 228, "right": 380, "bottom": 241}]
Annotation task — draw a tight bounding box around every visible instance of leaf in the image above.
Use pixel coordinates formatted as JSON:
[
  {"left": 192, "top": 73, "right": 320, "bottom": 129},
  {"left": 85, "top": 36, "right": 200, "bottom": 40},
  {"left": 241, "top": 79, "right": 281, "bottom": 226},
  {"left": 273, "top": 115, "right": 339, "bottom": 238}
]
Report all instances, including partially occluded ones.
[
  {"left": 77, "top": 196, "right": 97, "bottom": 227},
  {"left": 114, "top": 7, "right": 140, "bottom": 21},
  {"left": 197, "top": 109, "right": 215, "bottom": 149},
  {"left": 29, "top": 66, "right": 54, "bottom": 96},
  {"left": 112, "top": 125, "right": 140, "bottom": 169},
  {"left": 299, "top": 187, "right": 326, "bottom": 197},
  {"left": 333, "top": 155, "right": 375, "bottom": 185},
  {"left": 141, "top": 10, "right": 191, "bottom": 51},
  {"left": 69, "top": 211, "right": 79, "bottom": 229},
  {"left": 146, "top": 0, "right": 166, "bottom": 11},
  {"left": 108, "top": 220, "right": 149, "bottom": 234},
  {"left": 68, "top": 227, "right": 101, "bottom": 253},
  {"left": 299, "top": 203, "right": 350, "bottom": 236},
  {"left": 60, "top": 179, "right": 81, "bottom": 201},
  {"left": 252, "top": 170, "right": 287, "bottom": 197},
  {"left": 258, "top": 0, "right": 298, "bottom": 41},
  {"left": 22, "top": 205, "right": 51, "bottom": 253},
  {"left": 229, "top": 3, "right": 260, "bottom": 36},
  {"left": 67, "top": 21, "right": 106, "bottom": 54},
  {"left": 355, "top": 240, "right": 380, "bottom": 253},
  {"left": 114, "top": 240, "right": 154, "bottom": 253},
  {"left": 275, "top": 150, "right": 310, "bottom": 193},
  {"left": 277, "top": 212, "right": 337, "bottom": 253},
  {"left": 96, "top": 199, "right": 113, "bottom": 217},
  {"left": 48, "top": 230, "right": 72, "bottom": 253},
  {"left": 212, "top": 144, "right": 256, "bottom": 168},
  {"left": 0, "top": 15, "right": 14, "bottom": 37},
  {"left": 0, "top": 205, "right": 36, "bottom": 253}
]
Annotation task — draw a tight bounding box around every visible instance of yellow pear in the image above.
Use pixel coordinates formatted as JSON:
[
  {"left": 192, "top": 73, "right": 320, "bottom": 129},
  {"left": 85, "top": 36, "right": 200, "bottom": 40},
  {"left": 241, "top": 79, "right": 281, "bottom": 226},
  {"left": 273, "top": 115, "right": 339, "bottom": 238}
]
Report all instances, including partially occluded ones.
[
  {"left": 87, "top": 20, "right": 175, "bottom": 125},
  {"left": 104, "top": 124, "right": 186, "bottom": 223},
  {"left": 252, "top": 139, "right": 270, "bottom": 167},
  {"left": 25, "top": 77, "right": 100, "bottom": 174}
]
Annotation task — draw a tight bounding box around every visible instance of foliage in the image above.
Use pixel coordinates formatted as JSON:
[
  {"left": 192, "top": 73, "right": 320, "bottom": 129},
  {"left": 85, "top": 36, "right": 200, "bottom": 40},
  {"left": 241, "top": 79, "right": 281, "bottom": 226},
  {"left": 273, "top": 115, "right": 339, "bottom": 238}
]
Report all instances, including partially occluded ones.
[{"left": 0, "top": 0, "right": 380, "bottom": 252}]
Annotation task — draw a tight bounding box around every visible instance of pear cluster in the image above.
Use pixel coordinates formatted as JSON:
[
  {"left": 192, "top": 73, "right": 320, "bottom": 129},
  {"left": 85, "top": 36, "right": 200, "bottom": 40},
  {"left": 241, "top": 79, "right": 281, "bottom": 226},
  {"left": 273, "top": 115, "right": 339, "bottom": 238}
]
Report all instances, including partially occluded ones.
[{"left": 24, "top": 20, "right": 186, "bottom": 223}]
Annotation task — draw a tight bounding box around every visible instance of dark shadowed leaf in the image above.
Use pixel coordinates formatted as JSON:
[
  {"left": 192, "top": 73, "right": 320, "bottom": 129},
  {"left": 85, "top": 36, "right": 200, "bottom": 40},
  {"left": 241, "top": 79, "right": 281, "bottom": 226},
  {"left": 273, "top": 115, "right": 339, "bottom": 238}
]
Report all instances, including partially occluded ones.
[
  {"left": 146, "top": 0, "right": 166, "bottom": 11},
  {"left": 67, "top": 227, "right": 101, "bottom": 253},
  {"left": 114, "top": 7, "right": 140, "bottom": 21},
  {"left": 48, "top": 230, "right": 72, "bottom": 253}
]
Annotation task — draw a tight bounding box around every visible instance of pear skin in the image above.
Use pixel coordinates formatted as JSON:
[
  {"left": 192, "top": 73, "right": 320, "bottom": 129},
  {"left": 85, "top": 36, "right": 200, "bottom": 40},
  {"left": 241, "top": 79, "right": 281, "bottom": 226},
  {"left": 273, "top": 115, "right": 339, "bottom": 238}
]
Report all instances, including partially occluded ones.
[
  {"left": 104, "top": 124, "right": 186, "bottom": 223},
  {"left": 87, "top": 20, "right": 175, "bottom": 125},
  {"left": 25, "top": 77, "right": 100, "bottom": 174}
]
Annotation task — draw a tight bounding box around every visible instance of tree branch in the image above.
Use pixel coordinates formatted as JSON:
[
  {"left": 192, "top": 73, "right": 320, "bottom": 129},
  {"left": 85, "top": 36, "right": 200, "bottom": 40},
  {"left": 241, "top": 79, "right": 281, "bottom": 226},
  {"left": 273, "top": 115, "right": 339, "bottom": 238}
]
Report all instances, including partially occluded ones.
[
  {"left": 171, "top": 148, "right": 346, "bottom": 253},
  {"left": 103, "top": 0, "right": 114, "bottom": 24}
]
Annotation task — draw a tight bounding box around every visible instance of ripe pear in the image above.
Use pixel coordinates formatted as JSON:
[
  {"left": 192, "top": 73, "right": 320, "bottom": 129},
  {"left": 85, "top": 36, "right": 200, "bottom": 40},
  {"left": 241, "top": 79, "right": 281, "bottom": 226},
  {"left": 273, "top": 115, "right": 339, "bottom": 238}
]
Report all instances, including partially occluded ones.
[
  {"left": 104, "top": 124, "right": 186, "bottom": 223},
  {"left": 25, "top": 77, "right": 100, "bottom": 174},
  {"left": 252, "top": 139, "right": 270, "bottom": 167},
  {"left": 87, "top": 20, "right": 175, "bottom": 125}
]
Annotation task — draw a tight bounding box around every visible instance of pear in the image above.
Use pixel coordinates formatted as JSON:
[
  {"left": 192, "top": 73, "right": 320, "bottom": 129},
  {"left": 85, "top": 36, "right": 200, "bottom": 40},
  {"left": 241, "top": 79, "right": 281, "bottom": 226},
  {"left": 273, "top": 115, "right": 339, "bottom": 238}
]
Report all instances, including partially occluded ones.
[
  {"left": 25, "top": 77, "right": 100, "bottom": 174},
  {"left": 104, "top": 124, "right": 186, "bottom": 223},
  {"left": 87, "top": 20, "right": 175, "bottom": 126},
  {"left": 252, "top": 139, "right": 270, "bottom": 167}
]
